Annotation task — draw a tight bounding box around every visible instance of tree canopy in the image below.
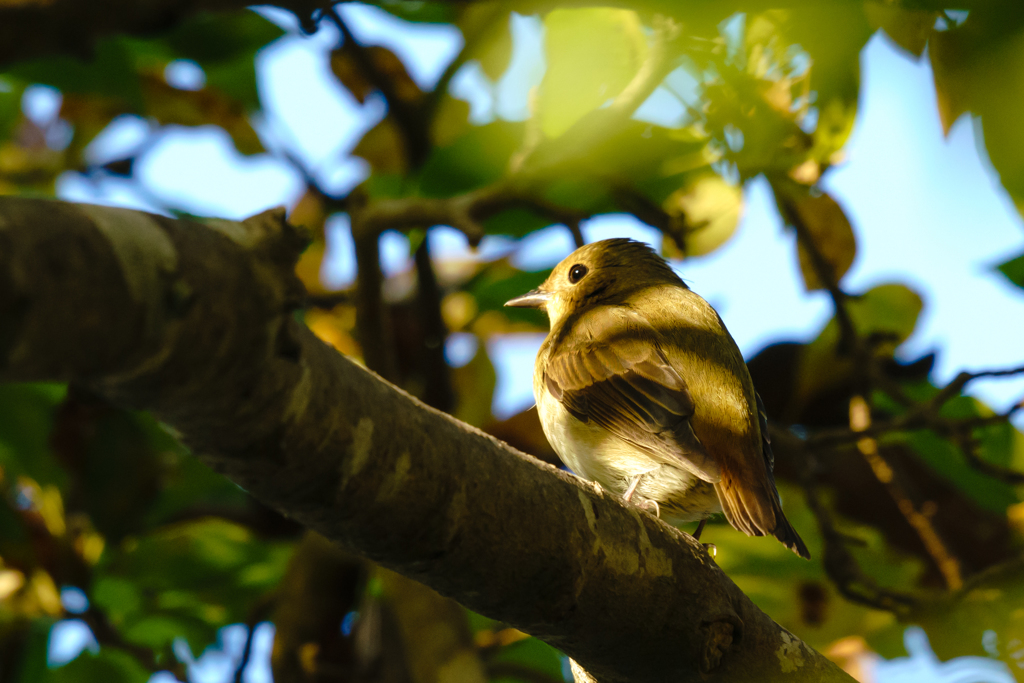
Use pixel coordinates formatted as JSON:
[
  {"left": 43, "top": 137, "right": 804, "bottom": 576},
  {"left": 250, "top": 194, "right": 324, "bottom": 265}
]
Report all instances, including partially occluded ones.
[{"left": 0, "top": 1, "right": 1023, "bottom": 682}]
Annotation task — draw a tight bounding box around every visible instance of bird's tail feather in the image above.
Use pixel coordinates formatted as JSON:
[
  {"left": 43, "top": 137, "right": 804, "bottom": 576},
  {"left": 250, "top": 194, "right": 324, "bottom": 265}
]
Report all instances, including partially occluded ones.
[{"left": 715, "top": 475, "right": 810, "bottom": 559}]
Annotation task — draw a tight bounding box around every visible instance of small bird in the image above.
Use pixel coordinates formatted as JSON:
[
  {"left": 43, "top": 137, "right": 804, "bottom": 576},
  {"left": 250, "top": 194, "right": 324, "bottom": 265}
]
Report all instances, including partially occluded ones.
[{"left": 506, "top": 238, "right": 809, "bottom": 558}]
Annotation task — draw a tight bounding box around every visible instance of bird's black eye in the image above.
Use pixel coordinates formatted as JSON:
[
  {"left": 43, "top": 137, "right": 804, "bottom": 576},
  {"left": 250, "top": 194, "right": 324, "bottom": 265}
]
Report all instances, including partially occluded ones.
[{"left": 568, "top": 264, "right": 588, "bottom": 284}]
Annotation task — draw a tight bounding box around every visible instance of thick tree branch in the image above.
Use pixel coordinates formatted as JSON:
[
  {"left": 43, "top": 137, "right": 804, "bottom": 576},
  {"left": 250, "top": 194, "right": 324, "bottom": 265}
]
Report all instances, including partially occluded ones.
[
  {"left": 0, "top": 197, "right": 852, "bottom": 683},
  {"left": 354, "top": 179, "right": 587, "bottom": 247}
]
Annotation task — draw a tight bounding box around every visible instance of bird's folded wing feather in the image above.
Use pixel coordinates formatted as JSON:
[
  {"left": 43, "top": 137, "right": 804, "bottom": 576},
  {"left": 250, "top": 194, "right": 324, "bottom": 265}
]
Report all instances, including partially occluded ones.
[{"left": 543, "top": 326, "right": 721, "bottom": 483}]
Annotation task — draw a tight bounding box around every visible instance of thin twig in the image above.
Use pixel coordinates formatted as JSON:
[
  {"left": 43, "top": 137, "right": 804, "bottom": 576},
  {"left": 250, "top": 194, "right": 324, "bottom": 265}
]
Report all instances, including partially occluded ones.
[
  {"left": 808, "top": 410, "right": 1012, "bottom": 447},
  {"left": 930, "top": 364, "right": 1024, "bottom": 410},
  {"left": 351, "top": 206, "right": 398, "bottom": 381},
  {"left": 324, "top": 6, "right": 431, "bottom": 168},
  {"left": 233, "top": 599, "right": 274, "bottom": 683},
  {"left": 849, "top": 396, "right": 963, "bottom": 590},
  {"left": 772, "top": 426, "right": 917, "bottom": 614},
  {"left": 780, "top": 187, "right": 859, "bottom": 358},
  {"left": 414, "top": 236, "right": 455, "bottom": 412},
  {"left": 232, "top": 626, "right": 256, "bottom": 683}
]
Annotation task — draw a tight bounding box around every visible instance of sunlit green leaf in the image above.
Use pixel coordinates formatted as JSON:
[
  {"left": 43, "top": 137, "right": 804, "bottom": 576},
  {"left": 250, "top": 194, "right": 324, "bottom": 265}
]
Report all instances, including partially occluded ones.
[
  {"left": 845, "top": 284, "right": 924, "bottom": 345},
  {"left": 488, "top": 636, "right": 565, "bottom": 682},
  {"left": 772, "top": 179, "right": 857, "bottom": 291},
  {"left": 864, "top": 3, "right": 938, "bottom": 58},
  {"left": 701, "top": 482, "right": 914, "bottom": 652},
  {"left": 93, "top": 518, "right": 290, "bottom": 654},
  {"left": 893, "top": 430, "right": 1019, "bottom": 514},
  {"left": 539, "top": 8, "right": 647, "bottom": 138},
  {"left": 930, "top": 18, "right": 1024, "bottom": 202},
  {"left": 418, "top": 121, "right": 525, "bottom": 196},
  {"left": 460, "top": 7, "right": 513, "bottom": 81},
  {"left": 663, "top": 173, "right": 743, "bottom": 257}
]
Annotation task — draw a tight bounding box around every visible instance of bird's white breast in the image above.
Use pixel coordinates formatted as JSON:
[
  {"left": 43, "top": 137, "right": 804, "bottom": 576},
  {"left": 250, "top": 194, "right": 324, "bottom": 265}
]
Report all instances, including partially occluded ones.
[
  {"left": 536, "top": 384, "right": 660, "bottom": 492},
  {"left": 535, "top": 378, "right": 721, "bottom": 524}
]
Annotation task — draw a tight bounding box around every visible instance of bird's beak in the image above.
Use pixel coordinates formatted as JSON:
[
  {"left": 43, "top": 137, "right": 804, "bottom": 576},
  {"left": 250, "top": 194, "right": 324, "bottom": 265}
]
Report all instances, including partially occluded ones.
[{"left": 504, "top": 289, "right": 551, "bottom": 309}]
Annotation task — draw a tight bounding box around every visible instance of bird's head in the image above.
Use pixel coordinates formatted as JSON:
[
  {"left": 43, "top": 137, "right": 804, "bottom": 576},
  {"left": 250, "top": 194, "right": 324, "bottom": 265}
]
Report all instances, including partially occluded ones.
[{"left": 505, "top": 238, "right": 685, "bottom": 326}]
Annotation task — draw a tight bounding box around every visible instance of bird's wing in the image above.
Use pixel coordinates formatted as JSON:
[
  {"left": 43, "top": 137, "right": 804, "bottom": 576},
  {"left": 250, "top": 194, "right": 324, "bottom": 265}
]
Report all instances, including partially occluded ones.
[{"left": 543, "top": 315, "right": 721, "bottom": 483}]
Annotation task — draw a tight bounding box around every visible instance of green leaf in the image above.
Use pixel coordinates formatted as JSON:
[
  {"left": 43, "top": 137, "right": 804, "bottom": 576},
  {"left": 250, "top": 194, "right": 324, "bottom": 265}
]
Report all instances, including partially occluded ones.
[
  {"left": 0, "top": 383, "right": 68, "bottom": 489},
  {"left": 929, "top": 17, "right": 1024, "bottom": 202},
  {"left": 123, "top": 614, "right": 210, "bottom": 653},
  {"left": 459, "top": 7, "right": 513, "bottom": 81},
  {"left": 481, "top": 208, "right": 553, "bottom": 239},
  {"left": 863, "top": 3, "right": 938, "bottom": 58},
  {"left": 701, "top": 481, "right": 920, "bottom": 652},
  {"left": 489, "top": 637, "right": 565, "bottom": 682},
  {"left": 93, "top": 578, "right": 143, "bottom": 626},
  {"left": 469, "top": 263, "right": 550, "bottom": 324},
  {"left": 893, "top": 428, "right": 1019, "bottom": 514},
  {"left": 93, "top": 518, "right": 291, "bottom": 648},
  {"left": 0, "top": 78, "right": 25, "bottom": 141},
  {"left": 7, "top": 41, "right": 143, "bottom": 105},
  {"left": 160, "top": 11, "right": 283, "bottom": 109},
  {"left": 49, "top": 648, "right": 150, "bottom": 683},
  {"left": 772, "top": 180, "right": 857, "bottom": 292},
  {"left": 663, "top": 174, "right": 743, "bottom": 257},
  {"left": 783, "top": 5, "right": 872, "bottom": 106},
  {"left": 996, "top": 250, "right": 1024, "bottom": 290},
  {"left": 797, "top": 283, "right": 923, "bottom": 405},
  {"left": 539, "top": 8, "right": 647, "bottom": 138},
  {"left": 845, "top": 283, "right": 923, "bottom": 346},
  {"left": 418, "top": 121, "right": 525, "bottom": 197},
  {"left": 162, "top": 11, "right": 283, "bottom": 65}
]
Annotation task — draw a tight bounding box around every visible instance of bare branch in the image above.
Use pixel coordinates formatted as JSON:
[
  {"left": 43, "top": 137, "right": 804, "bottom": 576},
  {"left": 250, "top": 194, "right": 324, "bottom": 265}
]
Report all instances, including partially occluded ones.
[
  {"left": 355, "top": 179, "right": 588, "bottom": 247},
  {"left": 352, "top": 214, "right": 398, "bottom": 381},
  {"left": 930, "top": 364, "right": 1024, "bottom": 410},
  {"left": 777, "top": 185, "right": 860, "bottom": 358},
  {"left": 770, "top": 426, "right": 918, "bottom": 614},
  {"left": 324, "top": 6, "right": 432, "bottom": 168},
  {"left": 413, "top": 237, "right": 456, "bottom": 412},
  {"left": 849, "top": 396, "right": 963, "bottom": 590}
]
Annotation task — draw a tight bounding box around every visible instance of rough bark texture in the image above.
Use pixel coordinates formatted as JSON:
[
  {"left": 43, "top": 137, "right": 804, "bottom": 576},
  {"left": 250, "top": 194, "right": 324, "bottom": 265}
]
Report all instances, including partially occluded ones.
[{"left": 0, "top": 197, "right": 854, "bottom": 683}]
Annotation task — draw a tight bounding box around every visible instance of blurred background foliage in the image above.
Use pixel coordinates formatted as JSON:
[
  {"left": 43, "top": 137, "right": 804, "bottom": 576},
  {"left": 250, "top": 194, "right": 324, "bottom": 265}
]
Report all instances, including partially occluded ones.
[{"left": 0, "top": 1, "right": 1023, "bottom": 682}]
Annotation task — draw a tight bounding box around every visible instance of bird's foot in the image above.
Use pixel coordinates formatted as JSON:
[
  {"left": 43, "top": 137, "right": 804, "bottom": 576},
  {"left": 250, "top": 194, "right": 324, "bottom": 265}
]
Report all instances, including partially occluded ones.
[
  {"left": 634, "top": 499, "right": 661, "bottom": 518},
  {"left": 703, "top": 543, "right": 717, "bottom": 558},
  {"left": 622, "top": 474, "right": 642, "bottom": 502}
]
